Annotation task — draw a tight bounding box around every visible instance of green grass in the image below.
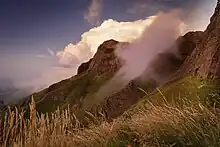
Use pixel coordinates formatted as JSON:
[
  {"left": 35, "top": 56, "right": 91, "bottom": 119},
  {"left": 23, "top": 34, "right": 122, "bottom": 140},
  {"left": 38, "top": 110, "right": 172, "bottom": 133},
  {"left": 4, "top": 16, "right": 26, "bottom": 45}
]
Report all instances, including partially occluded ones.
[{"left": 136, "top": 76, "right": 220, "bottom": 108}]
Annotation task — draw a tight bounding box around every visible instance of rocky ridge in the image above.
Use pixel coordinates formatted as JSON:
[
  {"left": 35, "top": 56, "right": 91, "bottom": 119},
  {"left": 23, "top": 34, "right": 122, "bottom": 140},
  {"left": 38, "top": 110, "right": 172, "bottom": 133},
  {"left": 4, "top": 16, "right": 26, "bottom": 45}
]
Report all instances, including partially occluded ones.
[{"left": 180, "top": 0, "right": 220, "bottom": 79}]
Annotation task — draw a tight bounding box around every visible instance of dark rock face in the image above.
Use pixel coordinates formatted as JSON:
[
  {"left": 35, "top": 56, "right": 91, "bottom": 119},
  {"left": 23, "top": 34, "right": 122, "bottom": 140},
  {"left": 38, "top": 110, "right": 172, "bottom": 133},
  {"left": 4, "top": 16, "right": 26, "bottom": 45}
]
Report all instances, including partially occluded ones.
[{"left": 180, "top": 1, "right": 220, "bottom": 79}]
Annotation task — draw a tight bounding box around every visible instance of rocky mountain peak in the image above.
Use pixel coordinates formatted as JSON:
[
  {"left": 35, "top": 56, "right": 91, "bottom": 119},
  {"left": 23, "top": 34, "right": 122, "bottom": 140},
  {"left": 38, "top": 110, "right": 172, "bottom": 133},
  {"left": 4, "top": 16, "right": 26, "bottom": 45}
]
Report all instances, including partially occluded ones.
[{"left": 77, "top": 39, "right": 121, "bottom": 75}]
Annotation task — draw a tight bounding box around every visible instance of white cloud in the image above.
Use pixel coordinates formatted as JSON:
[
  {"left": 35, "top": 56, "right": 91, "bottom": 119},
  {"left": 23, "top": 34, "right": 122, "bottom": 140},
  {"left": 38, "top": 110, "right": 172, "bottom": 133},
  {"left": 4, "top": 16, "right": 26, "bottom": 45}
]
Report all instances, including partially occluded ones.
[
  {"left": 57, "top": 16, "right": 156, "bottom": 67},
  {"left": 84, "top": 0, "right": 102, "bottom": 25},
  {"left": 57, "top": 42, "right": 92, "bottom": 67}
]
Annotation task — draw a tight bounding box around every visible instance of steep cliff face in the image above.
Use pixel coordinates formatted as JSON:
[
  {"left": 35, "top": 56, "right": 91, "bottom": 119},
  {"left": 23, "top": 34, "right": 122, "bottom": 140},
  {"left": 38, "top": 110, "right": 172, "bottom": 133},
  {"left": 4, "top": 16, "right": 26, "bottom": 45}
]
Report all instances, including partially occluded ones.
[{"left": 180, "top": 0, "right": 220, "bottom": 79}]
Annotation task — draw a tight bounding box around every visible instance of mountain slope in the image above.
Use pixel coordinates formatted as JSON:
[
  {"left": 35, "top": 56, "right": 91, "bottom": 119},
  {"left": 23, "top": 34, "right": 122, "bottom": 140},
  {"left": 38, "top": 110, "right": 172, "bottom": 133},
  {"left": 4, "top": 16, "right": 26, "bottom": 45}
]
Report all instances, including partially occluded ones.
[
  {"left": 16, "top": 31, "right": 203, "bottom": 119},
  {"left": 180, "top": 0, "right": 220, "bottom": 79},
  {"left": 17, "top": 40, "right": 142, "bottom": 118}
]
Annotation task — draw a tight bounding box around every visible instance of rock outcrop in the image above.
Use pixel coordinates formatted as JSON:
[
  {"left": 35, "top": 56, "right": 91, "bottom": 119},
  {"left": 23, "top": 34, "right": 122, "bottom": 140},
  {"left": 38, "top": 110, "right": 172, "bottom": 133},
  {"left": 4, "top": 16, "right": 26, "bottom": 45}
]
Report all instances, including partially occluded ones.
[{"left": 180, "top": 0, "right": 220, "bottom": 79}]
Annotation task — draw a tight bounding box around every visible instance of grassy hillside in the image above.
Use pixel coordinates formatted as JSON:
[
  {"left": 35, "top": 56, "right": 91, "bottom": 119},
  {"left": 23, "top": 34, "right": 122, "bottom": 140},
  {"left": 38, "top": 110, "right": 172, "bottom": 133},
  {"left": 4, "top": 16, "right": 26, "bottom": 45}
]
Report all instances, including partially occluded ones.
[
  {"left": 17, "top": 71, "right": 114, "bottom": 115},
  {"left": 137, "top": 76, "right": 220, "bottom": 108},
  {"left": 1, "top": 76, "right": 220, "bottom": 147}
]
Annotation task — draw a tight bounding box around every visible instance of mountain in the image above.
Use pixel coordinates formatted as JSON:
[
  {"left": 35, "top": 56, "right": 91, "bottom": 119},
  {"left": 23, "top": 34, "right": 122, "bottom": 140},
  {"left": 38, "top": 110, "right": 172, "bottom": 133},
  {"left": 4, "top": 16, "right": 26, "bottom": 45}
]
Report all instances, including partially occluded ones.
[
  {"left": 180, "top": 0, "right": 220, "bottom": 79},
  {"left": 17, "top": 40, "right": 141, "bottom": 118},
  {"left": 16, "top": 30, "right": 203, "bottom": 119}
]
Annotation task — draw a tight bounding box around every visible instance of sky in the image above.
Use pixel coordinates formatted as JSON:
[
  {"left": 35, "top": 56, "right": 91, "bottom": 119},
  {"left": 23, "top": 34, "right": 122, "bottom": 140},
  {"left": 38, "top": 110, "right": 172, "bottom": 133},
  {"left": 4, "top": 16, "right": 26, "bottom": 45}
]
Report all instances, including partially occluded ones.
[
  {"left": 0, "top": 0, "right": 217, "bottom": 101},
  {"left": 0, "top": 0, "right": 216, "bottom": 54}
]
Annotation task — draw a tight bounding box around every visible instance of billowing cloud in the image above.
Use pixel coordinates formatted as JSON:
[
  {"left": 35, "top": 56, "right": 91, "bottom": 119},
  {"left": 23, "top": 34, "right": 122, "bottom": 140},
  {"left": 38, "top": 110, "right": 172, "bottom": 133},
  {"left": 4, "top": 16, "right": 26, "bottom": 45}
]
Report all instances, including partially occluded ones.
[
  {"left": 84, "top": 0, "right": 102, "bottom": 25},
  {"left": 57, "top": 42, "right": 92, "bottom": 67},
  {"left": 57, "top": 17, "right": 156, "bottom": 67}
]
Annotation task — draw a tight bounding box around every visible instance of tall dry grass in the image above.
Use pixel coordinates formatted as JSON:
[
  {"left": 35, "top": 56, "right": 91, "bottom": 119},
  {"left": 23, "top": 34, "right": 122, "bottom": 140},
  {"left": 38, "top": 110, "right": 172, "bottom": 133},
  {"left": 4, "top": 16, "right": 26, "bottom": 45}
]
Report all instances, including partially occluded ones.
[{"left": 1, "top": 95, "right": 220, "bottom": 147}]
